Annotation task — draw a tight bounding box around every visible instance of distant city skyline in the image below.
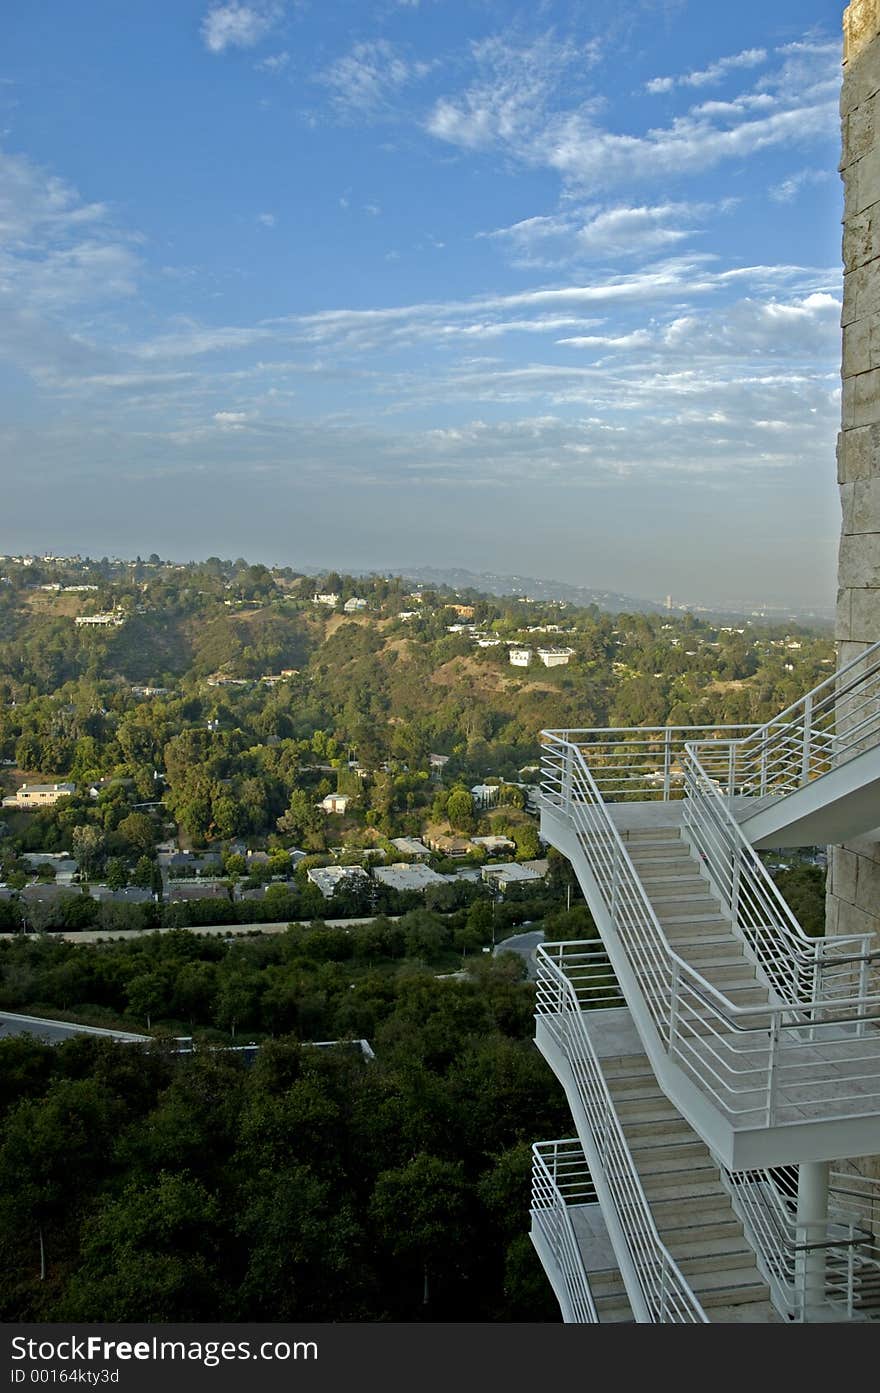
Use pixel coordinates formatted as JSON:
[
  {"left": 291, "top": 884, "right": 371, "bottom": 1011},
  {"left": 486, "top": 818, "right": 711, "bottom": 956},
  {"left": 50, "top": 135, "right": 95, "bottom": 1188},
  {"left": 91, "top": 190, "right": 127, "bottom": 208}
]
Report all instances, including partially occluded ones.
[{"left": 1, "top": 1, "right": 844, "bottom": 607}]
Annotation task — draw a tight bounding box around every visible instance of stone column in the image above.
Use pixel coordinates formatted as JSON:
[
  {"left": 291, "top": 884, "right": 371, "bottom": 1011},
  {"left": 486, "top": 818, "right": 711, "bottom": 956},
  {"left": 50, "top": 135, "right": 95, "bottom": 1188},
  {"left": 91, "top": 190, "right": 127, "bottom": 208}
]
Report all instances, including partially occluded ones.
[
  {"left": 830, "top": 0, "right": 880, "bottom": 1183},
  {"left": 830, "top": 0, "right": 880, "bottom": 946}
]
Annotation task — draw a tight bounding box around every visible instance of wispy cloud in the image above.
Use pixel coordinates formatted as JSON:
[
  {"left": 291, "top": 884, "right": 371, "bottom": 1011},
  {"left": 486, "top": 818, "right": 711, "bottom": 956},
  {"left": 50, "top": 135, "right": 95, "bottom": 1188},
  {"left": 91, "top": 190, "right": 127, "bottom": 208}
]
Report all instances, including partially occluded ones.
[
  {"left": 484, "top": 200, "right": 733, "bottom": 266},
  {"left": 255, "top": 50, "right": 289, "bottom": 74},
  {"left": 427, "top": 36, "right": 837, "bottom": 192},
  {"left": 318, "top": 39, "right": 434, "bottom": 119},
  {"left": 257, "top": 211, "right": 277, "bottom": 227},
  {"left": 646, "top": 47, "right": 767, "bottom": 94},
  {"left": 201, "top": 3, "right": 282, "bottom": 55},
  {"left": 769, "top": 167, "right": 833, "bottom": 202}
]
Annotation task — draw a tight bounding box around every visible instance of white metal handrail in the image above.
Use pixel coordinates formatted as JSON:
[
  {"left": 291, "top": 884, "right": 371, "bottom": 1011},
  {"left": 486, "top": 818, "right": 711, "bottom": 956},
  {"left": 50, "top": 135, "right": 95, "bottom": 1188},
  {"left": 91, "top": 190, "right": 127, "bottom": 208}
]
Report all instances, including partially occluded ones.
[
  {"left": 699, "top": 638, "right": 880, "bottom": 799},
  {"left": 721, "top": 1166, "right": 879, "bottom": 1320},
  {"left": 541, "top": 735, "right": 880, "bottom": 1129},
  {"left": 531, "top": 1140, "right": 600, "bottom": 1323},
  {"left": 541, "top": 724, "right": 756, "bottom": 802},
  {"left": 536, "top": 943, "right": 707, "bottom": 1322},
  {"left": 681, "top": 742, "right": 874, "bottom": 1016}
]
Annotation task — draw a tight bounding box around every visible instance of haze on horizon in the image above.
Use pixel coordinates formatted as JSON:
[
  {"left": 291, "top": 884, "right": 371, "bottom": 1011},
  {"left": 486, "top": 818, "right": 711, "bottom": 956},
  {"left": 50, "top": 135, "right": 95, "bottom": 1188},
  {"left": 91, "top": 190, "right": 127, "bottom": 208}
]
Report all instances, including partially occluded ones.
[{"left": 0, "top": 0, "right": 845, "bottom": 609}]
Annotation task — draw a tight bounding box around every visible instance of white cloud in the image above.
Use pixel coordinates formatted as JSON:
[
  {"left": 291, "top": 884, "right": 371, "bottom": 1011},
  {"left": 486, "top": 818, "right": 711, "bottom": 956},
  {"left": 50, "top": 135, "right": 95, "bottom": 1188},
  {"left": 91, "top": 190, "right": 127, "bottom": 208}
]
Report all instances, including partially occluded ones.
[
  {"left": 257, "top": 211, "right": 277, "bottom": 227},
  {"left": 646, "top": 47, "right": 767, "bottom": 94},
  {"left": 557, "top": 330, "right": 653, "bottom": 351},
  {"left": 769, "top": 167, "right": 833, "bottom": 202},
  {"left": 213, "top": 410, "right": 250, "bottom": 428},
  {"left": 201, "top": 3, "right": 281, "bottom": 55},
  {"left": 319, "top": 39, "right": 433, "bottom": 118},
  {"left": 255, "top": 50, "right": 289, "bottom": 73},
  {"left": 426, "top": 33, "right": 582, "bottom": 151},
  {"left": 427, "top": 35, "right": 838, "bottom": 193}
]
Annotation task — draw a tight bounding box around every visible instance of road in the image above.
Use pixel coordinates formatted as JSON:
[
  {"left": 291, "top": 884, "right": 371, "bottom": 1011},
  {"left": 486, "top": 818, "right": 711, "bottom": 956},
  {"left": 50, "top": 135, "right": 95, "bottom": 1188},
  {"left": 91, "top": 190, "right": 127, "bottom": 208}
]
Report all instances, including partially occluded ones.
[
  {"left": 55, "top": 915, "right": 400, "bottom": 944},
  {"left": 0, "top": 1010, "right": 150, "bottom": 1044},
  {"left": 494, "top": 928, "right": 545, "bottom": 980}
]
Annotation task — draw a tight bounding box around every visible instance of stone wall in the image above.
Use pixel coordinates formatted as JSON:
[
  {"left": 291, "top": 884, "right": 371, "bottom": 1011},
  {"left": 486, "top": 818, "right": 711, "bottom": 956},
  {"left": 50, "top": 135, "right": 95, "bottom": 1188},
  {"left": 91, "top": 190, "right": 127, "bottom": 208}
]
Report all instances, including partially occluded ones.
[{"left": 829, "top": 0, "right": 880, "bottom": 953}]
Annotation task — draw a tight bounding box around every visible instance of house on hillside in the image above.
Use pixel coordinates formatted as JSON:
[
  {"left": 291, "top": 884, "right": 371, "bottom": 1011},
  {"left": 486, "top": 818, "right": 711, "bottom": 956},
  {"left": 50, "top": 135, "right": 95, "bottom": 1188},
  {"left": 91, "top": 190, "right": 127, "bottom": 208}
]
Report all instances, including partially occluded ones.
[
  {"left": 537, "top": 646, "right": 575, "bottom": 667},
  {"left": 307, "top": 865, "right": 370, "bottom": 899},
  {"left": 2, "top": 782, "right": 76, "bottom": 809},
  {"left": 481, "top": 862, "right": 543, "bottom": 893},
  {"left": 471, "top": 783, "right": 500, "bottom": 809},
  {"left": 373, "top": 863, "right": 447, "bottom": 893},
  {"left": 390, "top": 836, "right": 431, "bottom": 860},
  {"left": 320, "top": 793, "right": 350, "bottom": 814}
]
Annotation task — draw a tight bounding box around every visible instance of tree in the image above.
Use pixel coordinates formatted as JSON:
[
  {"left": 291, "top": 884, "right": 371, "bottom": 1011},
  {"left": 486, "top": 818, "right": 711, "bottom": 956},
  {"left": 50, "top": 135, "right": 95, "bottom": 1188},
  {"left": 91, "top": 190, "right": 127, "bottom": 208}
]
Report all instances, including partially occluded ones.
[
  {"left": 61, "top": 1173, "right": 228, "bottom": 1321},
  {"left": 446, "top": 789, "right": 475, "bottom": 833},
  {"left": 72, "top": 824, "right": 105, "bottom": 880},
  {"left": 105, "top": 858, "right": 128, "bottom": 891},
  {"left": 369, "top": 1154, "right": 473, "bottom": 1312},
  {"left": 117, "top": 812, "right": 155, "bottom": 855}
]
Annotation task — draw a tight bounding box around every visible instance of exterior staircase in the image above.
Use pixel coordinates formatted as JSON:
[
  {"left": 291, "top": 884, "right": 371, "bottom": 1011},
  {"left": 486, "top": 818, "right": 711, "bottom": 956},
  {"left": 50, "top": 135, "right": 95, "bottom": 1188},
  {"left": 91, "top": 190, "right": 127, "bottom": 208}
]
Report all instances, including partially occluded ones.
[{"left": 531, "top": 642, "right": 880, "bottom": 1323}]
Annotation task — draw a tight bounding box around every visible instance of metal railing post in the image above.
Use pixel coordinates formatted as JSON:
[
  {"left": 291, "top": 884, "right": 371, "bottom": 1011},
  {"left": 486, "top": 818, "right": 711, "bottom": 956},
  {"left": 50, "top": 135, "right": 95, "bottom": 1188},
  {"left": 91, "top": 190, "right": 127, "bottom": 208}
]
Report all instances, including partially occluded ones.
[
  {"left": 801, "top": 695, "right": 813, "bottom": 785},
  {"left": 669, "top": 960, "right": 680, "bottom": 1057},
  {"left": 766, "top": 1016, "right": 780, "bottom": 1127},
  {"left": 727, "top": 742, "right": 736, "bottom": 804},
  {"left": 663, "top": 727, "right": 672, "bottom": 800},
  {"left": 760, "top": 739, "right": 768, "bottom": 797},
  {"left": 562, "top": 743, "right": 573, "bottom": 808},
  {"left": 731, "top": 846, "right": 741, "bottom": 923},
  {"left": 858, "top": 953, "right": 870, "bottom": 1040}
]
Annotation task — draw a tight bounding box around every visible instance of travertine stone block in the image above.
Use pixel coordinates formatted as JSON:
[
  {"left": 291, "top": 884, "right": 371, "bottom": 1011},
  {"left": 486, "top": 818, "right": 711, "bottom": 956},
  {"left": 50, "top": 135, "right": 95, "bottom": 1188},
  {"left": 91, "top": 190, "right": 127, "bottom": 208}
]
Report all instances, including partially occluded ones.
[
  {"left": 840, "top": 638, "right": 877, "bottom": 669},
  {"left": 848, "top": 95, "right": 880, "bottom": 165},
  {"left": 838, "top": 422, "right": 880, "bottom": 480},
  {"left": 840, "top": 480, "right": 857, "bottom": 533},
  {"left": 845, "top": 0, "right": 880, "bottom": 67},
  {"left": 826, "top": 891, "right": 840, "bottom": 934},
  {"left": 838, "top": 586, "right": 854, "bottom": 640},
  {"left": 851, "top": 145, "right": 880, "bottom": 216},
  {"left": 850, "top": 476, "right": 880, "bottom": 530},
  {"left": 843, "top": 200, "right": 880, "bottom": 271},
  {"left": 843, "top": 367, "right": 880, "bottom": 428},
  {"left": 836, "top": 846, "right": 861, "bottom": 903},
  {"left": 842, "top": 832, "right": 880, "bottom": 860},
  {"left": 850, "top": 584, "right": 880, "bottom": 637},
  {"left": 844, "top": 316, "right": 872, "bottom": 375},
  {"left": 839, "top": 531, "right": 880, "bottom": 585},
  {"left": 835, "top": 897, "right": 878, "bottom": 937},
  {"left": 856, "top": 853, "right": 880, "bottom": 911}
]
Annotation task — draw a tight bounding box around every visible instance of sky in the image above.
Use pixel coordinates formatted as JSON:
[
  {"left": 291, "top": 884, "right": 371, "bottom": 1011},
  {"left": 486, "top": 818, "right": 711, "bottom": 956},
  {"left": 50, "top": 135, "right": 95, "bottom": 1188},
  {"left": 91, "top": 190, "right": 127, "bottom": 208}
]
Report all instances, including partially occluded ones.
[{"left": 0, "top": 0, "right": 848, "bottom": 608}]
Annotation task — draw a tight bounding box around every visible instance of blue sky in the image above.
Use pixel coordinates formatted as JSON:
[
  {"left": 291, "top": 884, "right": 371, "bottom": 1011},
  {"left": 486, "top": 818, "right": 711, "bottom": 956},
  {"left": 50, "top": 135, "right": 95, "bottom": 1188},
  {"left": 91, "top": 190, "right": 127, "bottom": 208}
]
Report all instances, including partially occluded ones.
[{"left": 0, "top": 0, "right": 846, "bottom": 607}]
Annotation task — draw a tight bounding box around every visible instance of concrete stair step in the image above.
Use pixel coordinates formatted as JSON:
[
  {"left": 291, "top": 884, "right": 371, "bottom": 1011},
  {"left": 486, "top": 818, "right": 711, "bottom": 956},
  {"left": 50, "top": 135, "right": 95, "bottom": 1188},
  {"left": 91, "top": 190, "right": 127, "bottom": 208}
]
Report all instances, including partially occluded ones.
[
  {"left": 660, "top": 1218, "right": 745, "bottom": 1248},
  {"left": 617, "top": 1117, "right": 694, "bottom": 1142},
  {"left": 598, "top": 1055, "right": 656, "bottom": 1079},
  {"left": 677, "top": 1249, "right": 760, "bottom": 1280},
  {"left": 674, "top": 942, "right": 748, "bottom": 964},
  {"left": 631, "top": 1149, "right": 713, "bottom": 1176},
  {"left": 626, "top": 847, "right": 692, "bottom": 863},
  {"left": 694, "top": 1279, "right": 772, "bottom": 1310},
  {"left": 703, "top": 985, "right": 768, "bottom": 1006},
  {"left": 634, "top": 1154, "right": 718, "bottom": 1181},
  {"left": 640, "top": 1172, "right": 725, "bottom": 1201},
  {"left": 592, "top": 1290, "right": 635, "bottom": 1323},
  {"left": 690, "top": 964, "right": 759, "bottom": 986},
  {"left": 649, "top": 1194, "right": 739, "bottom": 1226},
  {"left": 613, "top": 1099, "right": 681, "bottom": 1124},
  {"left": 708, "top": 1299, "right": 782, "bottom": 1323},
  {"left": 658, "top": 911, "right": 729, "bottom": 927},
  {"left": 648, "top": 897, "right": 720, "bottom": 915},
  {"left": 625, "top": 829, "right": 683, "bottom": 842}
]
